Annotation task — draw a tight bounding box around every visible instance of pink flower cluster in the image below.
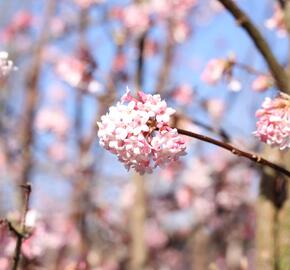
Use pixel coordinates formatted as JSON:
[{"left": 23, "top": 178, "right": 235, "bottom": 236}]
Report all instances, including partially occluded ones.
[
  {"left": 254, "top": 94, "right": 290, "bottom": 150},
  {"left": 97, "top": 89, "right": 186, "bottom": 174}
]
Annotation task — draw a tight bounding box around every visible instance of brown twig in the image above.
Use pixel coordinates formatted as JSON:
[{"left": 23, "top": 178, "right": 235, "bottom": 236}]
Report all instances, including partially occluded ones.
[
  {"left": 11, "top": 184, "right": 32, "bottom": 270},
  {"left": 234, "top": 62, "right": 268, "bottom": 76},
  {"left": 20, "top": 0, "right": 56, "bottom": 186},
  {"left": 177, "top": 128, "right": 290, "bottom": 178},
  {"left": 278, "top": 0, "right": 285, "bottom": 8},
  {"left": 217, "top": 0, "right": 289, "bottom": 92},
  {"left": 136, "top": 31, "right": 147, "bottom": 89}
]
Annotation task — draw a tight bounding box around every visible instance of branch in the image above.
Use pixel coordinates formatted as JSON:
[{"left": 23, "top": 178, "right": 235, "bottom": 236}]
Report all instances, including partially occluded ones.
[
  {"left": 11, "top": 184, "right": 32, "bottom": 270},
  {"left": 278, "top": 0, "right": 285, "bottom": 8},
  {"left": 156, "top": 20, "right": 174, "bottom": 94},
  {"left": 234, "top": 62, "right": 268, "bottom": 76},
  {"left": 177, "top": 128, "right": 290, "bottom": 178},
  {"left": 136, "top": 32, "right": 147, "bottom": 89},
  {"left": 217, "top": 0, "right": 289, "bottom": 92}
]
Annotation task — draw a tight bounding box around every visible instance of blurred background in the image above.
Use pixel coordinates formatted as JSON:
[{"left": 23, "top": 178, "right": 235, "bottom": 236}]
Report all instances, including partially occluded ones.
[{"left": 0, "top": 0, "right": 289, "bottom": 269}]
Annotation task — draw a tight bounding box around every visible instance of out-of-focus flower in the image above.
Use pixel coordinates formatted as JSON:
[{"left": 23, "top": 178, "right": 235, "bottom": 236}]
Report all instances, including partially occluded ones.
[
  {"left": 173, "top": 20, "right": 190, "bottom": 43},
  {"left": 97, "top": 88, "right": 186, "bottom": 174},
  {"left": 251, "top": 75, "right": 273, "bottom": 92},
  {"left": 175, "top": 186, "right": 193, "bottom": 208},
  {"left": 144, "top": 220, "right": 168, "bottom": 249},
  {"left": 201, "top": 54, "right": 242, "bottom": 91},
  {"left": 172, "top": 84, "right": 194, "bottom": 106},
  {"left": 122, "top": 4, "right": 150, "bottom": 34},
  {"left": 205, "top": 98, "right": 225, "bottom": 122},
  {"left": 254, "top": 93, "right": 290, "bottom": 150},
  {"left": 160, "top": 160, "right": 184, "bottom": 181},
  {"left": 227, "top": 78, "right": 241, "bottom": 92},
  {"left": 0, "top": 11, "right": 33, "bottom": 43},
  {"left": 0, "top": 51, "right": 17, "bottom": 78},
  {"left": 55, "top": 56, "right": 86, "bottom": 87},
  {"left": 35, "top": 108, "right": 70, "bottom": 137},
  {"left": 201, "top": 58, "right": 227, "bottom": 85},
  {"left": 74, "top": 0, "right": 105, "bottom": 9},
  {"left": 55, "top": 49, "right": 97, "bottom": 91},
  {"left": 265, "top": 4, "right": 287, "bottom": 37},
  {"left": 48, "top": 142, "right": 67, "bottom": 162}
]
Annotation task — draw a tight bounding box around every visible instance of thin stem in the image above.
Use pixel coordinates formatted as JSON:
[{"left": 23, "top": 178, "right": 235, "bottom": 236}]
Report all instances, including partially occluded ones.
[
  {"left": 234, "top": 62, "right": 268, "bottom": 76},
  {"left": 217, "top": 0, "right": 289, "bottom": 92},
  {"left": 11, "top": 184, "right": 32, "bottom": 270},
  {"left": 177, "top": 128, "right": 290, "bottom": 178}
]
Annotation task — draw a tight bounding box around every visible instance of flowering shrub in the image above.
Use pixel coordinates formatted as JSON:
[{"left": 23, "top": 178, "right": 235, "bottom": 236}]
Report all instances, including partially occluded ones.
[
  {"left": 97, "top": 89, "right": 186, "bottom": 174},
  {"left": 254, "top": 93, "right": 290, "bottom": 150}
]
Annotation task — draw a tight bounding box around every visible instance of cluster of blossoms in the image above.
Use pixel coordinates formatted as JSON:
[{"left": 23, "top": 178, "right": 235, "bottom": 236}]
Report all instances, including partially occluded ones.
[
  {"left": 97, "top": 89, "right": 186, "bottom": 174},
  {"left": 0, "top": 51, "right": 16, "bottom": 78},
  {"left": 254, "top": 93, "right": 290, "bottom": 150},
  {"left": 201, "top": 54, "right": 241, "bottom": 92}
]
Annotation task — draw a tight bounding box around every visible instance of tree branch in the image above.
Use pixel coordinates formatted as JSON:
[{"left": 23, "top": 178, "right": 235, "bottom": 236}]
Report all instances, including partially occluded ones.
[
  {"left": 217, "top": 0, "right": 289, "bottom": 92},
  {"left": 278, "top": 0, "right": 285, "bottom": 8},
  {"left": 177, "top": 128, "right": 290, "bottom": 178},
  {"left": 11, "top": 184, "right": 32, "bottom": 270}
]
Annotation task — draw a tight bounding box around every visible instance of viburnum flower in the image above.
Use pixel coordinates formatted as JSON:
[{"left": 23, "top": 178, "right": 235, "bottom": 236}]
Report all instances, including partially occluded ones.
[
  {"left": 97, "top": 88, "right": 186, "bottom": 174},
  {"left": 254, "top": 93, "right": 290, "bottom": 150}
]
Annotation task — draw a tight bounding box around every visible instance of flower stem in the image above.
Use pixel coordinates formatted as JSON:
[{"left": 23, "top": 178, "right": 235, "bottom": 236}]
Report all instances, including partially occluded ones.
[{"left": 177, "top": 128, "right": 290, "bottom": 178}]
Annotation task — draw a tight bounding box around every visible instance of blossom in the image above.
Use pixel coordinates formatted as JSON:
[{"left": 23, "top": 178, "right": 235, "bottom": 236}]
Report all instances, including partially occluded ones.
[
  {"left": 172, "top": 84, "right": 194, "bottom": 106},
  {"left": 121, "top": 4, "right": 150, "bottom": 34},
  {"left": 97, "top": 88, "right": 186, "bottom": 174},
  {"left": 201, "top": 55, "right": 242, "bottom": 91},
  {"left": 0, "top": 11, "right": 33, "bottom": 43},
  {"left": 265, "top": 4, "right": 287, "bottom": 37},
  {"left": 0, "top": 51, "right": 16, "bottom": 78},
  {"left": 35, "top": 108, "right": 70, "bottom": 137},
  {"left": 74, "top": 0, "right": 104, "bottom": 9},
  {"left": 254, "top": 94, "right": 290, "bottom": 150},
  {"left": 251, "top": 75, "right": 272, "bottom": 92},
  {"left": 201, "top": 59, "right": 227, "bottom": 85}
]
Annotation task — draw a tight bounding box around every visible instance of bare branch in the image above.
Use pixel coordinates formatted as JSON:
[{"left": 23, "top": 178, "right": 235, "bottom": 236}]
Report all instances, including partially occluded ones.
[
  {"left": 217, "top": 0, "right": 289, "bottom": 92},
  {"left": 11, "top": 184, "right": 32, "bottom": 270}
]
